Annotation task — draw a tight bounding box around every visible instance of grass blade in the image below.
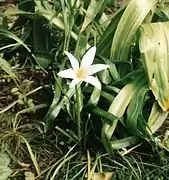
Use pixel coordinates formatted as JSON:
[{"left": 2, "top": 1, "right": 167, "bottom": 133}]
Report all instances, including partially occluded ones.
[
  {"left": 20, "top": 136, "right": 41, "bottom": 176},
  {"left": 0, "top": 28, "right": 31, "bottom": 52},
  {"left": 81, "top": 0, "right": 105, "bottom": 32}
]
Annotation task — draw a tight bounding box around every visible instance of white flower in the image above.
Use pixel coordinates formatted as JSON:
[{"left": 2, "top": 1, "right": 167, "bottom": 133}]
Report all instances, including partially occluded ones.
[{"left": 57, "top": 46, "right": 109, "bottom": 89}]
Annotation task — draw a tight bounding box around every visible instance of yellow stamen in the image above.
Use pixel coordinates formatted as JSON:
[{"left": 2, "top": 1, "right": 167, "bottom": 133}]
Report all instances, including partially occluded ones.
[{"left": 75, "top": 68, "right": 87, "bottom": 79}]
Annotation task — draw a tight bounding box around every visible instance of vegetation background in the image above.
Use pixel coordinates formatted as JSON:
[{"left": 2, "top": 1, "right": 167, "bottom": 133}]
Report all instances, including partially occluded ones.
[{"left": 1, "top": 0, "right": 169, "bottom": 179}]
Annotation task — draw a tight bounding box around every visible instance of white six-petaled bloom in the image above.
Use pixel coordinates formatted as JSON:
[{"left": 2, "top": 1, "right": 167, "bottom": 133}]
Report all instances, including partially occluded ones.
[{"left": 57, "top": 46, "right": 109, "bottom": 90}]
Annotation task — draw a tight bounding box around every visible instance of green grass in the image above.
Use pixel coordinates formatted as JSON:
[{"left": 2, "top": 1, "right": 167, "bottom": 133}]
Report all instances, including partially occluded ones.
[{"left": 0, "top": 111, "right": 169, "bottom": 179}]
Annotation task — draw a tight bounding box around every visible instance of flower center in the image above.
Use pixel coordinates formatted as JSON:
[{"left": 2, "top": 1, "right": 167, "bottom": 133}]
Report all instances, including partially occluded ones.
[{"left": 75, "top": 68, "right": 87, "bottom": 79}]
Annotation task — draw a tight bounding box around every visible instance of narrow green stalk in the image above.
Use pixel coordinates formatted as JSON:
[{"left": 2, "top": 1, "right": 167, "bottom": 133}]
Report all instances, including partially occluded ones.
[
  {"left": 75, "top": 85, "right": 81, "bottom": 142},
  {"left": 83, "top": 115, "right": 90, "bottom": 150}
]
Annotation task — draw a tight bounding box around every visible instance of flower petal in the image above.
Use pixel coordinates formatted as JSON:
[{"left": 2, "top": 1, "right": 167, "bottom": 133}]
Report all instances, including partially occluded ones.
[
  {"left": 81, "top": 46, "right": 96, "bottom": 67},
  {"left": 64, "top": 51, "right": 79, "bottom": 70},
  {"left": 87, "top": 64, "right": 109, "bottom": 76},
  {"left": 69, "top": 79, "right": 81, "bottom": 88},
  {"left": 57, "top": 68, "right": 75, "bottom": 79},
  {"left": 83, "top": 76, "right": 101, "bottom": 90}
]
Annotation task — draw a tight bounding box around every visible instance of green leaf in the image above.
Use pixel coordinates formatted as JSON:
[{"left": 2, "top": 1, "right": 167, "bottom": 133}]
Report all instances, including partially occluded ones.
[
  {"left": 111, "top": 0, "right": 157, "bottom": 61},
  {"left": 81, "top": 0, "right": 105, "bottom": 32},
  {"left": 60, "top": 0, "right": 75, "bottom": 51},
  {"left": 91, "top": 107, "right": 118, "bottom": 124},
  {"left": 155, "top": 4, "right": 169, "bottom": 20},
  {"left": 0, "top": 57, "right": 17, "bottom": 81},
  {"left": 126, "top": 83, "right": 149, "bottom": 136},
  {"left": 0, "top": 153, "right": 10, "bottom": 167},
  {"left": 75, "top": 26, "right": 91, "bottom": 58},
  {"left": 33, "top": 16, "right": 53, "bottom": 68},
  {"left": 43, "top": 83, "right": 81, "bottom": 131},
  {"left": 97, "top": 5, "right": 126, "bottom": 58},
  {"left": 0, "top": 28, "right": 31, "bottom": 52},
  {"left": 139, "top": 22, "right": 169, "bottom": 111},
  {"left": 147, "top": 102, "right": 168, "bottom": 134},
  {"left": 102, "top": 123, "right": 118, "bottom": 155},
  {"left": 98, "top": 55, "right": 120, "bottom": 82},
  {"left": 0, "top": 152, "right": 12, "bottom": 180},
  {"left": 34, "top": 0, "right": 64, "bottom": 29},
  {"left": 110, "top": 69, "right": 143, "bottom": 87},
  {"left": 102, "top": 75, "right": 146, "bottom": 153},
  {"left": 86, "top": 88, "right": 101, "bottom": 107},
  {"left": 108, "top": 77, "right": 144, "bottom": 118},
  {"left": 2, "top": 5, "right": 33, "bottom": 17},
  {"left": 34, "top": 54, "right": 53, "bottom": 68},
  {"left": 111, "top": 136, "right": 139, "bottom": 150},
  {"left": 25, "top": 171, "right": 35, "bottom": 180},
  {"left": 34, "top": 0, "right": 78, "bottom": 41},
  {"left": 106, "top": 0, "right": 117, "bottom": 7}
]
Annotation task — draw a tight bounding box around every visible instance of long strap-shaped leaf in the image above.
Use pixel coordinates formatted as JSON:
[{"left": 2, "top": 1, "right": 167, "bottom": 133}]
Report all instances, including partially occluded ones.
[
  {"left": 147, "top": 102, "right": 168, "bottom": 134},
  {"left": 0, "top": 28, "right": 31, "bottom": 52},
  {"left": 97, "top": 5, "right": 126, "bottom": 58},
  {"left": 139, "top": 22, "right": 169, "bottom": 111},
  {"left": 43, "top": 83, "right": 81, "bottom": 131},
  {"left": 102, "top": 75, "right": 145, "bottom": 153},
  {"left": 110, "top": 0, "right": 157, "bottom": 61},
  {"left": 126, "top": 83, "right": 149, "bottom": 136}
]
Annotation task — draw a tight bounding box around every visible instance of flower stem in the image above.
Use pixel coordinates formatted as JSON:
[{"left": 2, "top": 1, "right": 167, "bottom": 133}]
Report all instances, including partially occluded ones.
[{"left": 75, "top": 85, "right": 82, "bottom": 143}]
